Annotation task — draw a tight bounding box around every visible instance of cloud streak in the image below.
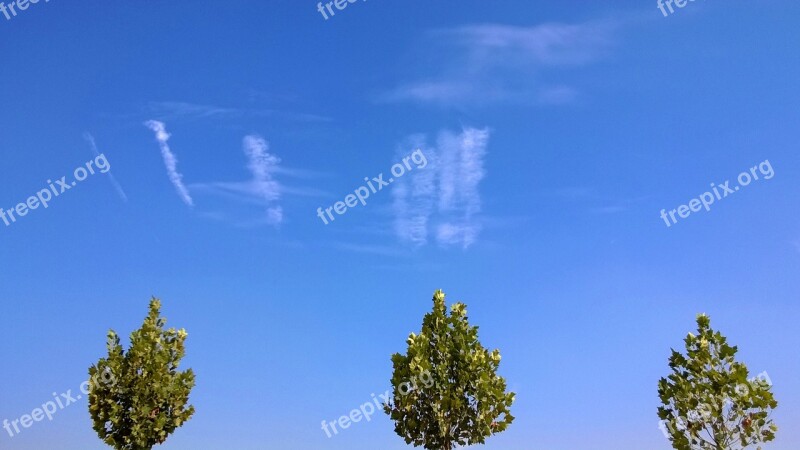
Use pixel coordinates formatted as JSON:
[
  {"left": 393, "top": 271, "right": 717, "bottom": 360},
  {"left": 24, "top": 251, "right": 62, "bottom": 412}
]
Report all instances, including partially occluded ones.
[
  {"left": 83, "top": 132, "right": 128, "bottom": 202},
  {"left": 392, "top": 127, "right": 489, "bottom": 249},
  {"left": 187, "top": 135, "right": 289, "bottom": 226},
  {"left": 381, "top": 20, "right": 615, "bottom": 106},
  {"left": 146, "top": 101, "right": 332, "bottom": 123},
  {"left": 435, "top": 128, "right": 488, "bottom": 248},
  {"left": 391, "top": 135, "right": 437, "bottom": 246},
  {"left": 242, "top": 135, "right": 283, "bottom": 225},
  {"left": 144, "top": 120, "right": 193, "bottom": 206}
]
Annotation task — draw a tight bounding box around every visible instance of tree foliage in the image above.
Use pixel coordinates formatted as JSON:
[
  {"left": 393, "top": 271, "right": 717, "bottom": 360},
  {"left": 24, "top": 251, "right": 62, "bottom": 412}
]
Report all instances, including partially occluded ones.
[
  {"left": 384, "top": 290, "right": 515, "bottom": 450},
  {"left": 657, "top": 314, "right": 777, "bottom": 450},
  {"left": 88, "top": 298, "right": 195, "bottom": 450}
]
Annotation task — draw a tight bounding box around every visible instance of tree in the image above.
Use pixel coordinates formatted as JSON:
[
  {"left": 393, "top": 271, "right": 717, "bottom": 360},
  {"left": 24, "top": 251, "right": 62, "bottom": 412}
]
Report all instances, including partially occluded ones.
[
  {"left": 384, "top": 290, "right": 515, "bottom": 450},
  {"left": 657, "top": 314, "right": 778, "bottom": 450},
  {"left": 88, "top": 298, "right": 196, "bottom": 450}
]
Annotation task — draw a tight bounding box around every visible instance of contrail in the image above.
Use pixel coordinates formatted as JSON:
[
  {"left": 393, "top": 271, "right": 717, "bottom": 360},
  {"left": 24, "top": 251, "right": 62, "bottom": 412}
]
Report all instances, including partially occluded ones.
[
  {"left": 82, "top": 132, "right": 128, "bottom": 202},
  {"left": 243, "top": 135, "right": 283, "bottom": 225},
  {"left": 144, "top": 120, "right": 193, "bottom": 206}
]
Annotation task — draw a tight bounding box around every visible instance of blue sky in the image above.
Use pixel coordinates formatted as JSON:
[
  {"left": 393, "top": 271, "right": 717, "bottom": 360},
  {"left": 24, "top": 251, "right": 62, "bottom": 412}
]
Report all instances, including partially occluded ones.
[{"left": 1, "top": 1, "right": 799, "bottom": 449}]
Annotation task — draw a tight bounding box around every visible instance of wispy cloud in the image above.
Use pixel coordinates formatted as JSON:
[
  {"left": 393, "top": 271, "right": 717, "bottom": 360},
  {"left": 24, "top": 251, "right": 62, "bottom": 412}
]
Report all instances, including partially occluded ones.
[
  {"left": 147, "top": 101, "right": 332, "bottom": 123},
  {"left": 143, "top": 120, "right": 193, "bottom": 206},
  {"left": 242, "top": 135, "right": 283, "bottom": 226},
  {"left": 147, "top": 102, "right": 238, "bottom": 120},
  {"left": 330, "top": 242, "right": 410, "bottom": 257},
  {"left": 549, "top": 187, "right": 648, "bottom": 214},
  {"left": 392, "top": 134, "right": 438, "bottom": 246},
  {"left": 392, "top": 127, "right": 489, "bottom": 249},
  {"left": 441, "top": 22, "right": 612, "bottom": 65},
  {"left": 589, "top": 205, "right": 628, "bottom": 214},
  {"left": 190, "top": 181, "right": 327, "bottom": 201},
  {"left": 187, "top": 135, "right": 303, "bottom": 227},
  {"left": 435, "top": 128, "right": 488, "bottom": 247},
  {"left": 380, "top": 20, "right": 615, "bottom": 106},
  {"left": 83, "top": 132, "right": 128, "bottom": 202}
]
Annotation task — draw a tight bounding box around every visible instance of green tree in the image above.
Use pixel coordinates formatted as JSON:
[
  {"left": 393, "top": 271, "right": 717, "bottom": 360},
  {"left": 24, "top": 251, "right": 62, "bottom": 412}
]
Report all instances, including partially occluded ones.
[
  {"left": 657, "top": 314, "right": 778, "bottom": 450},
  {"left": 384, "top": 290, "right": 515, "bottom": 450},
  {"left": 88, "top": 298, "right": 195, "bottom": 450}
]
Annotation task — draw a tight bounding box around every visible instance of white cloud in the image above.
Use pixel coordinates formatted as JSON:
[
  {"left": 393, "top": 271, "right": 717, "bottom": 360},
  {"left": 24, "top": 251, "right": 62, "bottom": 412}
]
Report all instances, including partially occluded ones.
[
  {"left": 242, "top": 135, "right": 284, "bottom": 226},
  {"left": 187, "top": 135, "right": 288, "bottom": 226},
  {"left": 436, "top": 128, "right": 488, "bottom": 248},
  {"left": 189, "top": 181, "right": 326, "bottom": 201},
  {"left": 83, "top": 132, "right": 128, "bottom": 202},
  {"left": 147, "top": 101, "right": 332, "bottom": 123},
  {"left": 437, "top": 128, "right": 487, "bottom": 216},
  {"left": 392, "top": 135, "right": 438, "bottom": 246},
  {"left": 243, "top": 136, "right": 281, "bottom": 201},
  {"left": 331, "top": 242, "right": 409, "bottom": 257},
  {"left": 436, "top": 223, "right": 481, "bottom": 249},
  {"left": 148, "top": 102, "right": 238, "bottom": 120},
  {"left": 143, "top": 120, "right": 193, "bottom": 206},
  {"left": 381, "top": 20, "right": 614, "bottom": 106},
  {"left": 441, "top": 22, "right": 612, "bottom": 66},
  {"left": 392, "top": 127, "right": 489, "bottom": 249}
]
